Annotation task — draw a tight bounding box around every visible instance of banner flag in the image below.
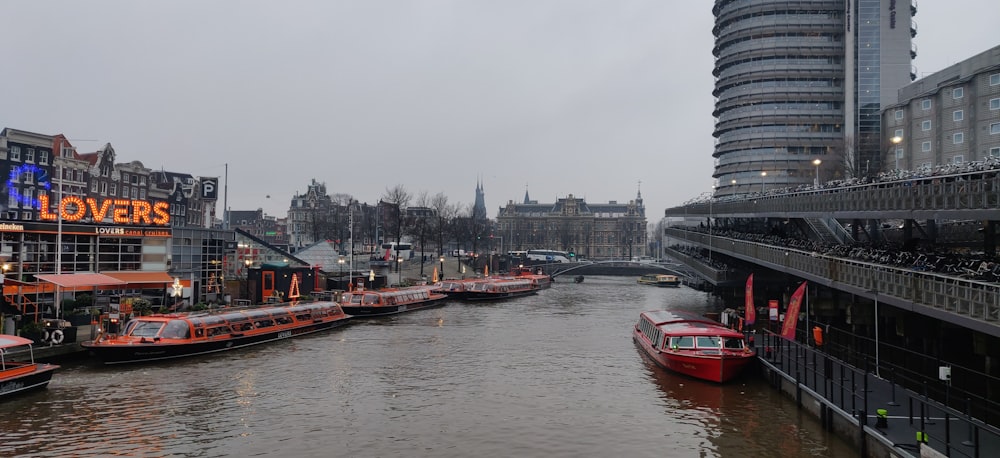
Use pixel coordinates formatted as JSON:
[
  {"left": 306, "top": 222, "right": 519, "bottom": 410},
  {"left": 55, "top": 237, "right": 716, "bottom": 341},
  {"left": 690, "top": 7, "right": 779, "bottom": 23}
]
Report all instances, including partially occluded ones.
[
  {"left": 780, "top": 282, "right": 807, "bottom": 340},
  {"left": 745, "top": 274, "right": 756, "bottom": 326}
]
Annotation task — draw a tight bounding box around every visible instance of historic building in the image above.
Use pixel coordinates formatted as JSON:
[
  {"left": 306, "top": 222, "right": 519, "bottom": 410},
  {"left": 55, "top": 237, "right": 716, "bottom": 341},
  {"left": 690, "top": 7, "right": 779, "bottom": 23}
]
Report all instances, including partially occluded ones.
[
  {"left": 287, "top": 178, "right": 333, "bottom": 251},
  {"left": 712, "top": 0, "right": 917, "bottom": 195},
  {"left": 882, "top": 45, "right": 1000, "bottom": 170},
  {"left": 495, "top": 189, "right": 647, "bottom": 260},
  {"left": 0, "top": 127, "right": 226, "bottom": 312}
]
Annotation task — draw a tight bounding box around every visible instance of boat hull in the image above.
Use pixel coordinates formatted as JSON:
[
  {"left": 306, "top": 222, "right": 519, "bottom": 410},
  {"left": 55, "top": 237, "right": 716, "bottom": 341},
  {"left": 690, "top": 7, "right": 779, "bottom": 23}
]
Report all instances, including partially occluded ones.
[
  {"left": 82, "top": 318, "right": 351, "bottom": 365},
  {"left": 0, "top": 364, "right": 58, "bottom": 399},
  {"left": 340, "top": 298, "right": 448, "bottom": 317},
  {"left": 633, "top": 331, "right": 753, "bottom": 383},
  {"left": 463, "top": 289, "right": 538, "bottom": 302}
]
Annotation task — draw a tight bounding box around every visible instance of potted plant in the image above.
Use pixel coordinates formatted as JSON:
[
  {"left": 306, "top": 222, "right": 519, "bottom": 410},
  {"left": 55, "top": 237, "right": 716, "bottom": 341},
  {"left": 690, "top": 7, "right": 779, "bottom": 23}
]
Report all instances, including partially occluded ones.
[{"left": 19, "top": 320, "right": 46, "bottom": 344}]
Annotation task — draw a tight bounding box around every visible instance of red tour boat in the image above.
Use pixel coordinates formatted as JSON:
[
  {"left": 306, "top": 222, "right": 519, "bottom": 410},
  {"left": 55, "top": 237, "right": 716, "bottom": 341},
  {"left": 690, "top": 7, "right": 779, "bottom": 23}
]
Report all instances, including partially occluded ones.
[
  {"left": 633, "top": 310, "right": 755, "bottom": 383},
  {"left": 0, "top": 335, "right": 59, "bottom": 398}
]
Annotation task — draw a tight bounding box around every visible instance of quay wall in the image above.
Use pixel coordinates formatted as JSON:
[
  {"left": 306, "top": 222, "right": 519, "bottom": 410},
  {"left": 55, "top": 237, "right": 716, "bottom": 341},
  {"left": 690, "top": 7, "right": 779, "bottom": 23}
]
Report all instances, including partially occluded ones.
[{"left": 759, "top": 361, "right": 911, "bottom": 458}]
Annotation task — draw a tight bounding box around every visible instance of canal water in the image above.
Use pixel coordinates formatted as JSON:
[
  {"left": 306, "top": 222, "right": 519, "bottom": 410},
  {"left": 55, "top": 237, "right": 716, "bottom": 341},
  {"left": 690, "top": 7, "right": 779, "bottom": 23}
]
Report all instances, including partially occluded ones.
[{"left": 0, "top": 276, "right": 854, "bottom": 457}]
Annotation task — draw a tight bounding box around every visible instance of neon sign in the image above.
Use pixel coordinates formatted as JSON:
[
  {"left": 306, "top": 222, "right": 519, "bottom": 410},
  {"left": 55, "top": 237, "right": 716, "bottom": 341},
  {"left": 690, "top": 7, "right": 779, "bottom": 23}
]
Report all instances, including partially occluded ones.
[
  {"left": 37, "top": 195, "right": 170, "bottom": 225},
  {"left": 6, "top": 164, "right": 51, "bottom": 208}
]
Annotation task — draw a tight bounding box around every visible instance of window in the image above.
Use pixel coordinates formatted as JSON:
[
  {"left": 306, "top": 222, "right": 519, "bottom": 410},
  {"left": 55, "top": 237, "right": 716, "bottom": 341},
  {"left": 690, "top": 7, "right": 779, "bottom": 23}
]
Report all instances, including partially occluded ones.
[
  {"left": 993, "top": 122, "right": 1000, "bottom": 135},
  {"left": 110, "top": 183, "right": 117, "bottom": 196},
  {"left": 953, "top": 132, "right": 964, "bottom": 144},
  {"left": 131, "top": 175, "right": 138, "bottom": 185},
  {"left": 991, "top": 147, "right": 1000, "bottom": 157},
  {"left": 39, "top": 151, "right": 49, "bottom": 165},
  {"left": 139, "top": 176, "right": 147, "bottom": 186},
  {"left": 10, "top": 146, "right": 20, "bottom": 161},
  {"left": 90, "top": 180, "right": 98, "bottom": 192},
  {"left": 131, "top": 187, "right": 138, "bottom": 199},
  {"left": 140, "top": 188, "right": 146, "bottom": 199},
  {"left": 921, "top": 120, "right": 932, "bottom": 131},
  {"left": 954, "top": 110, "right": 964, "bottom": 121},
  {"left": 922, "top": 99, "right": 932, "bottom": 110},
  {"left": 992, "top": 73, "right": 1000, "bottom": 86},
  {"left": 992, "top": 98, "right": 1000, "bottom": 110},
  {"left": 922, "top": 141, "right": 931, "bottom": 152},
  {"left": 100, "top": 182, "right": 107, "bottom": 195},
  {"left": 953, "top": 155, "right": 964, "bottom": 164},
  {"left": 953, "top": 87, "right": 964, "bottom": 99},
  {"left": 894, "top": 110, "right": 903, "bottom": 120},
  {"left": 122, "top": 186, "right": 128, "bottom": 197},
  {"left": 25, "top": 149, "right": 35, "bottom": 163},
  {"left": 894, "top": 128, "right": 904, "bottom": 138}
]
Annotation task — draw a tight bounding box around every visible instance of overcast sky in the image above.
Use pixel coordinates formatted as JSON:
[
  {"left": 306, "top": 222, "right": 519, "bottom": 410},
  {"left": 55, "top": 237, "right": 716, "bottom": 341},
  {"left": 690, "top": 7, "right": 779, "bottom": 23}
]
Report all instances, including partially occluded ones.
[{"left": 5, "top": 1, "right": 998, "bottom": 221}]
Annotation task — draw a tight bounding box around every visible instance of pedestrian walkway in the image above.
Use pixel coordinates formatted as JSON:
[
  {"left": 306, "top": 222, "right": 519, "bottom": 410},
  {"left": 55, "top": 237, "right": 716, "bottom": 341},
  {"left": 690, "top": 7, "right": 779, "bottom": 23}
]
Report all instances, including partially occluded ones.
[{"left": 756, "top": 332, "right": 999, "bottom": 457}]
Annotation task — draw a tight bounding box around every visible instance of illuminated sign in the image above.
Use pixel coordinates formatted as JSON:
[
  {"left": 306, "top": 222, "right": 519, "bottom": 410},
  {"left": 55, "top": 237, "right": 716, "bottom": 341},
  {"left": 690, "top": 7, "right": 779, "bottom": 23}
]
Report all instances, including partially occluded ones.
[
  {"left": 95, "top": 227, "right": 172, "bottom": 237},
  {"left": 0, "top": 223, "right": 25, "bottom": 232},
  {"left": 37, "top": 195, "right": 170, "bottom": 226},
  {"left": 6, "top": 164, "right": 51, "bottom": 208}
]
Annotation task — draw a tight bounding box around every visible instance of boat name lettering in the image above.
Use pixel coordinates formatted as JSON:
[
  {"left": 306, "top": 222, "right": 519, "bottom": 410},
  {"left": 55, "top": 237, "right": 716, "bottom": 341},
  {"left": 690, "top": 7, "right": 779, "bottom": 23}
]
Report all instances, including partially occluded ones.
[
  {"left": 277, "top": 331, "right": 293, "bottom": 339},
  {"left": 0, "top": 381, "right": 26, "bottom": 393}
]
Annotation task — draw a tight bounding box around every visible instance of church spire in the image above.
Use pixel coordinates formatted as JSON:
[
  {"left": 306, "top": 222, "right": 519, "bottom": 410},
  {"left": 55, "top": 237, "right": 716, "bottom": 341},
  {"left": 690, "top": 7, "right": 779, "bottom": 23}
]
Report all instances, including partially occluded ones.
[{"left": 523, "top": 183, "right": 530, "bottom": 204}]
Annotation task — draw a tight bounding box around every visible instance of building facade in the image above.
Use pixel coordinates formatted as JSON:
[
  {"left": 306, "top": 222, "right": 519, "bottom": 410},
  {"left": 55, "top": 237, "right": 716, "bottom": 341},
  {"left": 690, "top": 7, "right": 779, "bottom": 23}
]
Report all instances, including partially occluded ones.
[
  {"left": 287, "top": 178, "right": 333, "bottom": 251},
  {"left": 882, "top": 45, "right": 1000, "bottom": 170},
  {"left": 496, "top": 190, "right": 647, "bottom": 260},
  {"left": 712, "top": 0, "right": 917, "bottom": 196}
]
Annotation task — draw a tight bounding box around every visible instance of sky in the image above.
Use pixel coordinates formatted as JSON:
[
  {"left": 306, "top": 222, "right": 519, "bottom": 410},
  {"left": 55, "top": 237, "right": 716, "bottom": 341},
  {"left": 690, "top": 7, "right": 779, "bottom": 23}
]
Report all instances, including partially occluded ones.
[{"left": 4, "top": 1, "right": 998, "bottom": 221}]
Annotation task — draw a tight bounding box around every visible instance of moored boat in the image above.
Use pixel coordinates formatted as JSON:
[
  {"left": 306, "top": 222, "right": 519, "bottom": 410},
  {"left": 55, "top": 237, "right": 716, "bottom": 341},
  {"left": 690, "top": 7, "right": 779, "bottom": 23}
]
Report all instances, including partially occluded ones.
[
  {"left": 637, "top": 273, "right": 681, "bottom": 287},
  {"left": 339, "top": 285, "right": 448, "bottom": 317},
  {"left": 463, "top": 278, "right": 538, "bottom": 302},
  {"left": 81, "top": 301, "right": 352, "bottom": 365},
  {"left": 1, "top": 335, "right": 59, "bottom": 398},
  {"left": 633, "top": 310, "right": 755, "bottom": 383},
  {"left": 509, "top": 266, "right": 552, "bottom": 290},
  {"left": 438, "top": 278, "right": 488, "bottom": 301}
]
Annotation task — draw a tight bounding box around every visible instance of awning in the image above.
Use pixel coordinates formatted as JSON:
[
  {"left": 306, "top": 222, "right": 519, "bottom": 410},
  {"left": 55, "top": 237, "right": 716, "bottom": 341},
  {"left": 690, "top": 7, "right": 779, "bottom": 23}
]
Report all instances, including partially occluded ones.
[
  {"left": 102, "top": 271, "right": 175, "bottom": 285},
  {"left": 35, "top": 273, "right": 128, "bottom": 288}
]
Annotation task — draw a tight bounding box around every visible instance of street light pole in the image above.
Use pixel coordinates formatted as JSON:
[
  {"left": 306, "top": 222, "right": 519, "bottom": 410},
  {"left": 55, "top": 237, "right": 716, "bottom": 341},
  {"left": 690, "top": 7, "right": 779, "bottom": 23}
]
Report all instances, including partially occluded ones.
[
  {"left": 760, "top": 171, "right": 767, "bottom": 193},
  {"left": 812, "top": 158, "right": 822, "bottom": 187},
  {"left": 439, "top": 256, "right": 445, "bottom": 279},
  {"left": 338, "top": 256, "right": 345, "bottom": 289},
  {"left": 244, "top": 259, "right": 252, "bottom": 303}
]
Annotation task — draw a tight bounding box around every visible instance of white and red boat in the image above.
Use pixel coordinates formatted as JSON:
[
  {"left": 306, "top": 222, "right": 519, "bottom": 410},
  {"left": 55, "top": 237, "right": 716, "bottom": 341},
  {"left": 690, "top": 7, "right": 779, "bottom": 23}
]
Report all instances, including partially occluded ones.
[
  {"left": 81, "top": 301, "right": 352, "bottom": 365},
  {"left": 339, "top": 285, "right": 448, "bottom": 317},
  {"left": 463, "top": 278, "right": 538, "bottom": 302},
  {"left": 508, "top": 266, "right": 552, "bottom": 290},
  {"left": 0, "top": 335, "right": 59, "bottom": 398},
  {"left": 633, "top": 310, "right": 755, "bottom": 383}
]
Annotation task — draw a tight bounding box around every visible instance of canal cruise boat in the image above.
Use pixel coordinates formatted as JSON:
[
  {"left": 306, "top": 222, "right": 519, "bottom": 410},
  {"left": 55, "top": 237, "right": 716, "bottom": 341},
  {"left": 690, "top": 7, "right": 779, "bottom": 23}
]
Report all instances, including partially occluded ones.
[
  {"left": 81, "top": 301, "right": 352, "bottom": 365},
  {"left": 463, "top": 278, "right": 538, "bottom": 302},
  {"left": 637, "top": 274, "right": 681, "bottom": 287},
  {"left": 0, "top": 335, "right": 59, "bottom": 399},
  {"left": 509, "top": 266, "right": 552, "bottom": 290},
  {"left": 339, "top": 285, "right": 448, "bottom": 317},
  {"left": 633, "top": 310, "right": 755, "bottom": 383}
]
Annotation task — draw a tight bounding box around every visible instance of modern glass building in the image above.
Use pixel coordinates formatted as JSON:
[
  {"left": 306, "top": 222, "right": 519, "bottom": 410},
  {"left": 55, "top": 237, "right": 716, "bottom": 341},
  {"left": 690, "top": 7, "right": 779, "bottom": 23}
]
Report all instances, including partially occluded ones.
[{"left": 712, "top": 0, "right": 916, "bottom": 195}]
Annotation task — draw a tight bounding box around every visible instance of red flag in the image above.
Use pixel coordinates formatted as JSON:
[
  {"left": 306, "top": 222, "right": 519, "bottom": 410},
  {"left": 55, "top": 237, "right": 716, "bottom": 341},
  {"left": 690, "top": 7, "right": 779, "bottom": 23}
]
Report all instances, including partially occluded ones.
[
  {"left": 780, "top": 282, "right": 807, "bottom": 340},
  {"left": 384, "top": 248, "right": 392, "bottom": 260},
  {"left": 744, "top": 274, "right": 756, "bottom": 326}
]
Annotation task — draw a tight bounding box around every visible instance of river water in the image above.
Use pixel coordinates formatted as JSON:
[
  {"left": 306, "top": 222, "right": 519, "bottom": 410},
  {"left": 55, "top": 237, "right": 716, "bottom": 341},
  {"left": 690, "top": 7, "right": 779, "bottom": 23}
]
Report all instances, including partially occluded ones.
[{"left": 0, "top": 276, "right": 854, "bottom": 457}]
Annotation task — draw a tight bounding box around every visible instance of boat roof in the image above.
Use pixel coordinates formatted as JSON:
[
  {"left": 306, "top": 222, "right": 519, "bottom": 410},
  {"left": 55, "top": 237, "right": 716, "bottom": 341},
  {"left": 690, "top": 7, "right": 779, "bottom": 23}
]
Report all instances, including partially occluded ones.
[
  {"left": 641, "top": 310, "right": 743, "bottom": 337},
  {"left": 0, "top": 335, "right": 35, "bottom": 349}
]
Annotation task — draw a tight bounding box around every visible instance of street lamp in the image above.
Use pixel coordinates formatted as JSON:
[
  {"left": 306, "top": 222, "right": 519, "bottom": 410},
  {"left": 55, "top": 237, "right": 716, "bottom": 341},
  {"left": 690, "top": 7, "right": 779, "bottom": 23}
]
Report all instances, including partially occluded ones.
[
  {"left": 812, "top": 159, "right": 822, "bottom": 187},
  {"left": 244, "top": 259, "right": 252, "bottom": 303},
  {"left": 397, "top": 258, "right": 403, "bottom": 286},
  {"left": 890, "top": 135, "right": 903, "bottom": 170},
  {"left": 439, "top": 256, "right": 445, "bottom": 279},
  {"left": 760, "top": 171, "right": 767, "bottom": 193},
  {"left": 338, "top": 256, "right": 345, "bottom": 289}
]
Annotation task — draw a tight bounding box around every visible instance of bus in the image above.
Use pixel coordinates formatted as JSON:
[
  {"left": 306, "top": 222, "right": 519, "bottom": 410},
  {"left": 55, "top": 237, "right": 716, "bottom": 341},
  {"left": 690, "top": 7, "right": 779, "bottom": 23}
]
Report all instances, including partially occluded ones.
[
  {"left": 525, "top": 249, "right": 572, "bottom": 263},
  {"left": 380, "top": 242, "right": 413, "bottom": 261}
]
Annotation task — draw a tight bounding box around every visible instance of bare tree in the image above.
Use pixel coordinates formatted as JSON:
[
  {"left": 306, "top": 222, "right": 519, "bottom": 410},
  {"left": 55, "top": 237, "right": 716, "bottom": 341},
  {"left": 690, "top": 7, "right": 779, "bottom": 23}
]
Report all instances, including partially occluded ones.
[{"left": 381, "top": 185, "right": 411, "bottom": 272}]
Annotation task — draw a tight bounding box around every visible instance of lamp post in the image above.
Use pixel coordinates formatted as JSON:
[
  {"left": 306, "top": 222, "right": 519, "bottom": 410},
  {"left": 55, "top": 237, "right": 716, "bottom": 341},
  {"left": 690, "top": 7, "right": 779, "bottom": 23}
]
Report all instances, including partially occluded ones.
[
  {"left": 709, "top": 186, "right": 715, "bottom": 262},
  {"left": 397, "top": 258, "right": 403, "bottom": 286},
  {"left": 244, "top": 259, "right": 252, "bottom": 303},
  {"left": 338, "top": 256, "right": 345, "bottom": 289},
  {"left": 890, "top": 135, "right": 903, "bottom": 170},
  {"left": 439, "top": 256, "right": 445, "bottom": 279},
  {"left": 760, "top": 171, "right": 767, "bottom": 193},
  {"left": 812, "top": 159, "right": 822, "bottom": 187}
]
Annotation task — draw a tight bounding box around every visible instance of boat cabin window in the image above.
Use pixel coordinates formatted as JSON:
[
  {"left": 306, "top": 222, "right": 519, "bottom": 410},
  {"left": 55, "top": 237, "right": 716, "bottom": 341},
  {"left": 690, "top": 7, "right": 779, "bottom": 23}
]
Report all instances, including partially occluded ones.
[
  {"left": 206, "top": 326, "right": 229, "bottom": 337},
  {"left": 161, "top": 320, "right": 191, "bottom": 339},
  {"left": 229, "top": 319, "right": 253, "bottom": 332},
  {"left": 696, "top": 336, "right": 721, "bottom": 349},
  {"left": 363, "top": 294, "right": 379, "bottom": 305},
  {"left": 671, "top": 336, "right": 695, "bottom": 349},
  {"left": 272, "top": 312, "right": 294, "bottom": 325},
  {"left": 724, "top": 338, "right": 744, "bottom": 350},
  {"left": 129, "top": 321, "right": 165, "bottom": 338}
]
